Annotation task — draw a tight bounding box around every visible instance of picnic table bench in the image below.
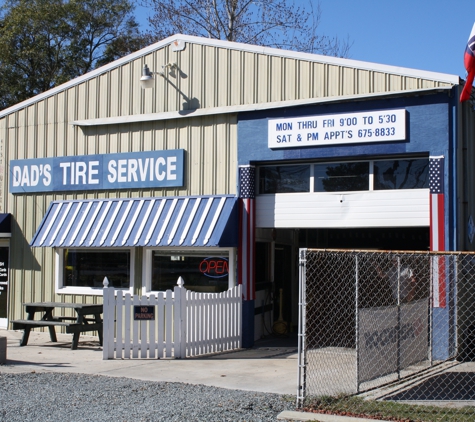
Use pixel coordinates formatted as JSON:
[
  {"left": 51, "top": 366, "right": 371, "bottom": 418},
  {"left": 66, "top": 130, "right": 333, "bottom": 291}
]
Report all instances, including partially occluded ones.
[{"left": 11, "top": 302, "right": 103, "bottom": 350}]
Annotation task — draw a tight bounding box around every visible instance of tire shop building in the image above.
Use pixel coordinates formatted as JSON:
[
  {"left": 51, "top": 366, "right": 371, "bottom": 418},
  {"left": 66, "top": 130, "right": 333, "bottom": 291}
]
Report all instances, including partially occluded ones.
[{"left": 0, "top": 34, "right": 474, "bottom": 348}]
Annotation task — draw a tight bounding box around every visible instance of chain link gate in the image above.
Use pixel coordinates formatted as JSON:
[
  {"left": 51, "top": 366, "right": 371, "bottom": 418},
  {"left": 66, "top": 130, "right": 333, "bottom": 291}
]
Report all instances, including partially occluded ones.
[{"left": 298, "top": 249, "right": 475, "bottom": 420}]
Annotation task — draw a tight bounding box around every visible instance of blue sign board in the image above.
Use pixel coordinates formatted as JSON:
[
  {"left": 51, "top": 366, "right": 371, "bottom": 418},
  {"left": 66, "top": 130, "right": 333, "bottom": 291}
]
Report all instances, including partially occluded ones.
[{"left": 10, "top": 150, "right": 185, "bottom": 193}]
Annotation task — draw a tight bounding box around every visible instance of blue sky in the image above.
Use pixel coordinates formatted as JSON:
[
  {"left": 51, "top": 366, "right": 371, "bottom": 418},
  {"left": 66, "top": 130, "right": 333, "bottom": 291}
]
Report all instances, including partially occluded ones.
[{"left": 135, "top": 0, "right": 473, "bottom": 79}]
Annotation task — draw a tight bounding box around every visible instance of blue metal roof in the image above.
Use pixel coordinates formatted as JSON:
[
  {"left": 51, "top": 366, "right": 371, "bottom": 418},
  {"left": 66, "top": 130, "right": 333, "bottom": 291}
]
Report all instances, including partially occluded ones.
[{"left": 30, "top": 196, "right": 238, "bottom": 248}]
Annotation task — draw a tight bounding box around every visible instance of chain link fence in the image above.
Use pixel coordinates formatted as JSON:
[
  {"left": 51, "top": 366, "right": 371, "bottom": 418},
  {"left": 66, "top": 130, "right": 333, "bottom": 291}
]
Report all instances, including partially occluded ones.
[{"left": 297, "top": 249, "right": 475, "bottom": 421}]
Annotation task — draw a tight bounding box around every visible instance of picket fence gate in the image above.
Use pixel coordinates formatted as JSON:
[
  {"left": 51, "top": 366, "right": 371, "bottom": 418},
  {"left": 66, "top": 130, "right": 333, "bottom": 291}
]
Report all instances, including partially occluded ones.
[{"left": 102, "top": 277, "right": 242, "bottom": 359}]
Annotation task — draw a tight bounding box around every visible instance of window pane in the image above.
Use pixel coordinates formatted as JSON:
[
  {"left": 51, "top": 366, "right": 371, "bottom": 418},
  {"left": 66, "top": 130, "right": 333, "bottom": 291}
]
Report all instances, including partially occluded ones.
[
  {"left": 152, "top": 253, "right": 229, "bottom": 293},
  {"left": 259, "top": 165, "right": 310, "bottom": 193},
  {"left": 314, "top": 162, "right": 370, "bottom": 192},
  {"left": 64, "top": 250, "right": 130, "bottom": 289},
  {"left": 374, "top": 159, "right": 429, "bottom": 190}
]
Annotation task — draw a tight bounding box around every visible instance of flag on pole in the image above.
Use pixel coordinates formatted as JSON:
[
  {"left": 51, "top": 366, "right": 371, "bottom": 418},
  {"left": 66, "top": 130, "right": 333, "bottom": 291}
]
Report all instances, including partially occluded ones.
[
  {"left": 460, "top": 22, "right": 475, "bottom": 102},
  {"left": 429, "top": 156, "right": 446, "bottom": 308}
]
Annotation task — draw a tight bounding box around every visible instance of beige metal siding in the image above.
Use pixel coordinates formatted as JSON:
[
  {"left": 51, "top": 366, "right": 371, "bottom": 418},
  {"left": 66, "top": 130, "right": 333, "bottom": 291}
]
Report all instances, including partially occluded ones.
[{"left": 4, "top": 110, "right": 237, "bottom": 321}]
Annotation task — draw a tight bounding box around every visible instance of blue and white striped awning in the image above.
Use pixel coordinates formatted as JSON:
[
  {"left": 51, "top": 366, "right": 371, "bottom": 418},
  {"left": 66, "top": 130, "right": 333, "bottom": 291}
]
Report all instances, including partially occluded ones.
[{"left": 31, "top": 196, "right": 238, "bottom": 248}]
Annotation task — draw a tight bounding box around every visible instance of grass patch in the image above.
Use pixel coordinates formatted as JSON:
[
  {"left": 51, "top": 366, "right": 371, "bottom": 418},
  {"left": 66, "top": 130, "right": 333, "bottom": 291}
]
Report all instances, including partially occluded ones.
[{"left": 302, "top": 395, "right": 475, "bottom": 422}]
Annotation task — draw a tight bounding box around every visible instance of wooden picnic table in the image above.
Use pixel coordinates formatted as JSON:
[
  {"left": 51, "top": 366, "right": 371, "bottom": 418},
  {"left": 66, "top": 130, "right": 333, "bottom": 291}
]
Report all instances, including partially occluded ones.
[{"left": 11, "top": 302, "right": 103, "bottom": 350}]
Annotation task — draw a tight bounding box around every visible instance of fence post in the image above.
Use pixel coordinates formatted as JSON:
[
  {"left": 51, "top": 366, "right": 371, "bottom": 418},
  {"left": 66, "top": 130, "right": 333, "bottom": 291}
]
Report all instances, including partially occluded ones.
[
  {"left": 102, "top": 277, "right": 115, "bottom": 360},
  {"left": 174, "top": 277, "right": 186, "bottom": 359},
  {"left": 297, "top": 248, "right": 307, "bottom": 408},
  {"left": 355, "top": 254, "right": 360, "bottom": 393}
]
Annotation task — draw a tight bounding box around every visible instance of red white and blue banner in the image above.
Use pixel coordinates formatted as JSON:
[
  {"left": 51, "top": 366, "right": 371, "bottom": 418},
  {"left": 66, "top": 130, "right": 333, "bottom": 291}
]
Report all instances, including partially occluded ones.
[
  {"left": 429, "top": 156, "right": 446, "bottom": 308},
  {"left": 461, "top": 22, "right": 475, "bottom": 102},
  {"left": 238, "top": 166, "right": 256, "bottom": 301}
]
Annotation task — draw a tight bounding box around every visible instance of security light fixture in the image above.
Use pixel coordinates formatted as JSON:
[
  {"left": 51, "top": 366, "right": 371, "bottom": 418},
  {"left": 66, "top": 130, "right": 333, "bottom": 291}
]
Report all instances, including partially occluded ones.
[{"left": 140, "top": 63, "right": 178, "bottom": 89}]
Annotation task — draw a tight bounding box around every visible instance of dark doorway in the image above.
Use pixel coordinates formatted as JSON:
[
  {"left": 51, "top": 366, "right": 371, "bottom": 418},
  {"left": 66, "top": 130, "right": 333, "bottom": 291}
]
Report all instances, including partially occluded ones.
[{"left": 274, "top": 244, "right": 292, "bottom": 326}]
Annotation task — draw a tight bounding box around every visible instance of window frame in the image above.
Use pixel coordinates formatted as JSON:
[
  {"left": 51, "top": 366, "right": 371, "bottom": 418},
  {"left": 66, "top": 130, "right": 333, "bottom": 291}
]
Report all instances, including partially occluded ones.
[
  {"left": 143, "top": 247, "right": 237, "bottom": 294},
  {"left": 55, "top": 247, "right": 135, "bottom": 296}
]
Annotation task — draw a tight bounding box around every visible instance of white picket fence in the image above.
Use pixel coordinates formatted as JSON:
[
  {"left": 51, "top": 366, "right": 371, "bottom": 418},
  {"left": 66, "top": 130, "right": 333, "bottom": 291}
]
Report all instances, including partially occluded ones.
[{"left": 102, "top": 277, "right": 242, "bottom": 359}]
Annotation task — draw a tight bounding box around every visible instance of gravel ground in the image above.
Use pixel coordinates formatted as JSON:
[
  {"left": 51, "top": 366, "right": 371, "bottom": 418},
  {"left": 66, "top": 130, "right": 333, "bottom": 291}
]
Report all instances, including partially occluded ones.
[{"left": 0, "top": 372, "right": 295, "bottom": 421}]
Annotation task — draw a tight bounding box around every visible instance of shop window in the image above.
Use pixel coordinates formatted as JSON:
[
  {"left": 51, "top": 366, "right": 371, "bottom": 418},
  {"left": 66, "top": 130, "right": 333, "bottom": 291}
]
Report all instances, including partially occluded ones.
[
  {"left": 314, "top": 162, "right": 370, "bottom": 192},
  {"left": 62, "top": 249, "right": 131, "bottom": 290},
  {"left": 151, "top": 252, "right": 230, "bottom": 293},
  {"left": 374, "top": 158, "right": 429, "bottom": 190},
  {"left": 259, "top": 165, "right": 310, "bottom": 193},
  {"left": 258, "top": 157, "right": 429, "bottom": 194}
]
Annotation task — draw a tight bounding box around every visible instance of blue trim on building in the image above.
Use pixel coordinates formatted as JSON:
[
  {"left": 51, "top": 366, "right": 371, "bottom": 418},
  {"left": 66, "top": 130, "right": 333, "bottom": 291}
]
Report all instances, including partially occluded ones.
[{"left": 238, "top": 94, "right": 451, "bottom": 164}]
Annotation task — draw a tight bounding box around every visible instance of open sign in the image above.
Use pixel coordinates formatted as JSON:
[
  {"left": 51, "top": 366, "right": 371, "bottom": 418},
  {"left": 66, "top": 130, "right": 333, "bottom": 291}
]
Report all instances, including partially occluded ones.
[{"left": 199, "top": 257, "right": 228, "bottom": 278}]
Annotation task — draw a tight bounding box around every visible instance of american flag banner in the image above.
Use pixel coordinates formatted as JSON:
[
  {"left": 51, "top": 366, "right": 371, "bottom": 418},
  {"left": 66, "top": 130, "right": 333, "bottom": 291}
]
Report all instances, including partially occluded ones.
[
  {"left": 238, "top": 165, "right": 256, "bottom": 301},
  {"left": 429, "top": 156, "right": 446, "bottom": 308}
]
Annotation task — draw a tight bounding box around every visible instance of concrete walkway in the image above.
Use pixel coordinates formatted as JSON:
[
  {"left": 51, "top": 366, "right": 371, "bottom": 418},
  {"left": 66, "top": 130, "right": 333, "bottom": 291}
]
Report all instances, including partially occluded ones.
[{"left": 0, "top": 329, "right": 299, "bottom": 395}]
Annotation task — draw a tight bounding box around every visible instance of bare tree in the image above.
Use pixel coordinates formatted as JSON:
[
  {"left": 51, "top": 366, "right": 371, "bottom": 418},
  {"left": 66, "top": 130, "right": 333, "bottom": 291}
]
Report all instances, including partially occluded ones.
[{"left": 142, "top": 0, "right": 351, "bottom": 57}]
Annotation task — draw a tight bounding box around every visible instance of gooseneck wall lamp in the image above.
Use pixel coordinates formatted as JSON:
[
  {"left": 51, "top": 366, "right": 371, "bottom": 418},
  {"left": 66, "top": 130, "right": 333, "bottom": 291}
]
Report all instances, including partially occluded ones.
[{"left": 140, "top": 63, "right": 178, "bottom": 89}]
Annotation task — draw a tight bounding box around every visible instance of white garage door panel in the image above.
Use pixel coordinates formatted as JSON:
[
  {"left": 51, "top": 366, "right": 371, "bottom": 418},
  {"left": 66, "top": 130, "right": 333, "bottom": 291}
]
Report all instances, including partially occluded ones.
[{"left": 256, "top": 190, "right": 430, "bottom": 228}]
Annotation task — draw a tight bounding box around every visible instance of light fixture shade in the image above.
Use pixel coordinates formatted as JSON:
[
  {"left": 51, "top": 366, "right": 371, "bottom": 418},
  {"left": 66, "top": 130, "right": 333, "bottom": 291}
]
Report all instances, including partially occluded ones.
[
  {"left": 140, "top": 64, "right": 154, "bottom": 89},
  {"left": 140, "top": 74, "right": 154, "bottom": 89}
]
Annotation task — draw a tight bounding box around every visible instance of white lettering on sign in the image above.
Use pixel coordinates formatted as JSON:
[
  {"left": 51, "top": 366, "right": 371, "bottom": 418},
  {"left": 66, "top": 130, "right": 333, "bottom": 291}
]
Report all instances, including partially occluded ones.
[
  {"left": 59, "top": 161, "right": 100, "bottom": 185},
  {"left": 107, "top": 156, "right": 177, "bottom": 184},
  {"left": 12, "top": 164, "right": 52, "bottom": 187},
  {"left": 268, "top": 109, "right": 406, "bottom": 149}
]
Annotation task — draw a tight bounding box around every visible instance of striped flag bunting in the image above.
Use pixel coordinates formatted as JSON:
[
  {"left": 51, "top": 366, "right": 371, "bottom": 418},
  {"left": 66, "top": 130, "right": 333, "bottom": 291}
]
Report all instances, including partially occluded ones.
[
  {"left": 429, "top": 156, "right": 446, "bottom": 308},
  {"left": 238, "top": 166, "right": 256, "bottom": 301}
]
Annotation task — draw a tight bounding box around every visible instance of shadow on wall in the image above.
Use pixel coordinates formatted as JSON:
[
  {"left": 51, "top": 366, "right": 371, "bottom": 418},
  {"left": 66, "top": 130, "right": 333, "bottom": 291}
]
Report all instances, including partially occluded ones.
[{"left": 10, "top": 217, "right": 40, "bottom": 271}]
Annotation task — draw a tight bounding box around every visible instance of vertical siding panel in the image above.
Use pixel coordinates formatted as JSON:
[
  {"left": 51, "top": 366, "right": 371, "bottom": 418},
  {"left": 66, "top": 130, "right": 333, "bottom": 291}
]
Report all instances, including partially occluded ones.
[
  {"left": 298, "top": 60, "right": 312, "bottom": 100},
  {"left": 141, "top": 54, "right": 154, "bottom": 115},
  {"left": 60, "top": 90, "right": 69, "bottom": 128},
  {"left": 284, "top": 58, "right": 296, "bottom": 101},
  {"left": 190, "top": 44, "right": 204, "bottom": 111},
  {"left": 242, "top": 52, "right": 255, "bottom": 105},
  {"left": 342, "top": 67, "right": 355, "bottom": 96},
  {"left": 203, "top": 46, "right": 217, "bottom": 108},
  {"left": 216, "top": 48, "right": 230, "bottom": 107},
  {"left": 109, "top": 67, "right": 120, "bottom": 118},
  {"left": 202, "top": 121, "right": 214, "bottom": 194},
  {"left": 191, "top": 118, "right": 203, "bottom": 194},
  {"left": 327, "top": 65, "right": 340, "bottom": 97},
  {"left": 312, "top": 63, "right": 325, "bottom": 98},
  {"left": 356, "top": 69, "right": 371, "bottom": 95},
  {"left": 372, "top": 71, "right": 386, "bottom": 93},
  {"left": 98, "top": 73, "right": 109, "bottom": 119},
  {"left": 132, "top": 59, "right": 145, "bottom": 115},
  {"left": 388, "top": 74, "right": 402, "bottom": 92},
  {"left": 87, "top": 78, "right": 98, "bottom": 119},
  {"left": 76, "top": 83, "right": 87, "bottom": 121},
  {"left": 229, "top": 49, "right": 242, "bottom": 106},
  {"left": 269, "top": 56, "right": 283, "bottom": 102},
  {"left": 256, "top": 55, "right": 268, "bottom": 103},
  {"left": 178, "top": 44, "right": 192, "bottom": 109}
]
